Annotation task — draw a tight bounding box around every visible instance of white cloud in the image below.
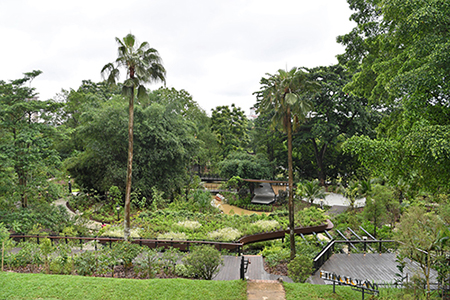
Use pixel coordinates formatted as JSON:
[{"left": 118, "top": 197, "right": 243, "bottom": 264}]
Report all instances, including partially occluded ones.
[{"left": 0, "top": 0, "right": 355, "bottom": 115}]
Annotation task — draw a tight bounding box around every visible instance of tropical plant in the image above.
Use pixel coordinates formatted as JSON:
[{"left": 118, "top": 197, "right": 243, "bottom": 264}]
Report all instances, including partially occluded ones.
[
  {"left": 101, "top": 33, "right": 166, "bottom": 240},
  {"left": 297, "top": 180, "right": 326, "bottom": 205},
  {"left": 254, "top": 67, "right": 319, "bottom": 259},
  {"left": 288, "top": 254, "right": 313, "bottom": 283},
  {"left": 134, "top": 247, "right": 161, "bottom": 278}
]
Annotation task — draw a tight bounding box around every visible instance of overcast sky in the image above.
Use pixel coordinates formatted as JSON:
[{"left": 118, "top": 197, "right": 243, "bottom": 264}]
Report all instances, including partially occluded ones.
[{"left": 1, "top": 0, "right": 355, "bottom": 115}]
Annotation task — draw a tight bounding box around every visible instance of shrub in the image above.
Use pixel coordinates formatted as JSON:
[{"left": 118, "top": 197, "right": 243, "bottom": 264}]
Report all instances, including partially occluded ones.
[
  {"left": 183, "top": 245, "right": 223, "bottom": 280},
  {"left": 176, "top": 220, "right": 202, "bottom": 231},
  {"left": 160, "top": 247, "right": 181, "bottom": 276},
  {"left": 100, "top": 226, "right": 141, "bottom": 238},
  {"left": 111, "top": 242, "right": 141, "bottom": 271},
  {"left": 174, "top": 263, "right": 194, "bottom": 277},
  {"left": 296, "top": 207, "right": 327, "bottom": 227},
  {"left": 207, "top": 227, "right": 241, "bottom": 241},
  {"left": 253, "top": 220, "right": 280, "bottom": 232},
  {"left": 288, "top": 254, "right": 313, "bottom": 283},
  {"left": 157, "top": 232, "right": 187, "bottom": 241},
  {"left": 260, "top": 243, "right": 289, "bottom": 267},
  {"left": 134, "top": 247, "right": 161, "bottom": 278},
  {"left": 15, "top": 242, "right": 42, "bottom": 272},
  {"left": 74, "top": 250, "right": 97, "bottom": 276}
]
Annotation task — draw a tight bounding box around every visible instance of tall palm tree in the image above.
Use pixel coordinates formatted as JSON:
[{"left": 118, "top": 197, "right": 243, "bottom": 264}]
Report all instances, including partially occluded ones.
[
  {"left": 255, "top": 67, "right": 319, "bottom": 260},
  {"left": 102, "top": 33, "right": 166, "bottom": 240}
]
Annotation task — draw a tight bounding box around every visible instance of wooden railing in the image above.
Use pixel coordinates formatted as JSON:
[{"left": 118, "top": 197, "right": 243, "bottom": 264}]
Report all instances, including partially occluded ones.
[
  {"left": 9, "top": 234, "right": 243, "bottom": 253},
  {"left": 313, "top": 239, "right": 397, "bottom": 272}
]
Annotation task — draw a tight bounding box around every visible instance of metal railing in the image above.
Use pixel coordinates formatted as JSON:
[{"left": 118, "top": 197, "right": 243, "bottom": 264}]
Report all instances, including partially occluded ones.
[{"left": 313, "top": 239, "right": 397, "bottom": 272}]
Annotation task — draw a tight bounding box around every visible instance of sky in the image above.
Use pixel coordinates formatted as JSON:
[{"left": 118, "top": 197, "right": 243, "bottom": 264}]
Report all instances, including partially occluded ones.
[{"left": 0, "top": 0, "right": 355, "bottom": 116}]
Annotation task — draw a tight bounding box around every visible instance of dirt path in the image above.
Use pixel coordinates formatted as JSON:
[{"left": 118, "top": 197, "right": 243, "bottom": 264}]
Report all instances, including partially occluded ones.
[
  {"left": 247, "top": 280, "right": 286, "bottom": 300},
  {"left": 213, "top": 199, "right": 266, "bottom": 216}
]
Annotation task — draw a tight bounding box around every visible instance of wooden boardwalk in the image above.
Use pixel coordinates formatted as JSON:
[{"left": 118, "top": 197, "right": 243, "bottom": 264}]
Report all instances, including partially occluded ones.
[
  {"left": 309, "top": 253, "right": 438, "bottom": 284},
  {"left": 214, "top": 255, "right": 292, "bottom": 282}
]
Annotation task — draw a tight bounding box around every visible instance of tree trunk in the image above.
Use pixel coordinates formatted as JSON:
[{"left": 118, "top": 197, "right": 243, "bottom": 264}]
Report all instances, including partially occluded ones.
[
  {"left": 124, "top": 89, "right": 134, "bottom": 241},
  {"left": 312, "top": 139, "right": 327, "bottom": 187},
  {"left": 287, "top": 109, "right": 296, "bottom": 260}
]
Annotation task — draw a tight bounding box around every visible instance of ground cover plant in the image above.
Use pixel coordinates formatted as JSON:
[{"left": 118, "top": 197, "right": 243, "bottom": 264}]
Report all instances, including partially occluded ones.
[
  {"left": 136, "top": 206, "right": 327, "bottom": 241},
  {"left": 0, "top": 272, "right": 247, "bottom": 300},
  {"left": 284, "top": 282, "right": 405, "bottom": 300},
  {"left": 2, "top": 238, "right": 226, "bottom": 280}
]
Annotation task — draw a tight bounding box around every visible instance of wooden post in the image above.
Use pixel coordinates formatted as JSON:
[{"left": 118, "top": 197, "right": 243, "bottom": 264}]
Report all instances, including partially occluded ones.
[{"left": 2, "top": 240, "right": 4, "bottom": 272}]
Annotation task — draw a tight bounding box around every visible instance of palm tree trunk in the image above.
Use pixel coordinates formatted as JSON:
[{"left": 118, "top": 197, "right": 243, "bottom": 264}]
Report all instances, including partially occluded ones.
[
  {"left": 124, "top": 89, "right": 134, "bottom": 241},
  {"left": 287, "top": 109, "right": 296, "bottom": 260},
  {"left": 312, "top": 139, "right": 327, "bottom": 187}
]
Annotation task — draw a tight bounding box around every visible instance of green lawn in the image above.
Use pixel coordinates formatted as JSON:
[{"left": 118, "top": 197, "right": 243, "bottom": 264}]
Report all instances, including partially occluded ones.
[
  {"left": 0, "top": 272, "right": 247, "bottom": 300},
  {"left": 284, "top": 282, "right": 411, "bottom": 300}
]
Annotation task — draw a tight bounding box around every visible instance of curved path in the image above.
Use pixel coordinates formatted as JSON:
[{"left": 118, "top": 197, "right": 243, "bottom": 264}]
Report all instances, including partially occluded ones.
[{"left": 53, "top": 198, "right": 103, "bottom": 231}]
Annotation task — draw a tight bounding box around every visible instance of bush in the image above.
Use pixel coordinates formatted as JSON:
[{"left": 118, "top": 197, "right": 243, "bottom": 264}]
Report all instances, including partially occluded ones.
[
  {"left": 288, "top": 254, "right": 313, "bottom": 283},
  {"left": 182, "top": 245, "right": 223, "bottom": 280},
  {"left": 160, "top": 247, "right": 181, "bottom": 276},
  {"left": 134, "top": 247, "right": 161, "bottom": 278},
  {"left": 74, "top": 250, "right": 97, "bottom": 276},
  {"left": 207, "top": 227, "right": 241, "bottom": 241}
]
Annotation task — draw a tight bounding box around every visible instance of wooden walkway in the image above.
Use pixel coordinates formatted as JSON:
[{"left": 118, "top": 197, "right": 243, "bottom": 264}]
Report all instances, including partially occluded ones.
[
  {"left": 309, "top": 253, "right": 438, "bottom": 284},
  {"left": 214, "top": 255, "right": 292, "bottom": 282}
]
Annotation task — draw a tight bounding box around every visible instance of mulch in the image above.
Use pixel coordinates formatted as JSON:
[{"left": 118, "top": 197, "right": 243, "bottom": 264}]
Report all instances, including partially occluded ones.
[{"left": 263, "top": 262, "right": 288, "bottom": 276}]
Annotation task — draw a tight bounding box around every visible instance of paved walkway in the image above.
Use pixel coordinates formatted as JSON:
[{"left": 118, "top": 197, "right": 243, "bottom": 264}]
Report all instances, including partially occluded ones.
[
  {"left": 53, "top": 198, "right": 102, "bottom": 230},
  {"left": 312, "top": 192, "right": 366, "bottom": 208}
]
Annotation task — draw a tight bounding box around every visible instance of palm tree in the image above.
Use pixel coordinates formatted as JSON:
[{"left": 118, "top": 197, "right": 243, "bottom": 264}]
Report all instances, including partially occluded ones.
[
  {"left": 254, "top": 67, "right": 319, "bottom": 260},
  {"left": 102, "top": 33, "right": 166, "bottom": 240},
  {"left": 297, "top": 180, "right": 326, "bottom": 205}
]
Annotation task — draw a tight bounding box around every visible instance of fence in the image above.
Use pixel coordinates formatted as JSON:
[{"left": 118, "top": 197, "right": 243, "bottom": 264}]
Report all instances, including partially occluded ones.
[
  {"left": 9, "top": 234, "right": 243, "bottom": 253},
  {"left": 313, "top": 239, "right": 397, "bottom": 272}
]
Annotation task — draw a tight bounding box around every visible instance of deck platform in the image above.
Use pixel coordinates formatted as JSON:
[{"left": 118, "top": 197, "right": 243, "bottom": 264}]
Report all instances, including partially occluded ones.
[{"left": 309, "top": 253, "right": 437, "bottom": 285}]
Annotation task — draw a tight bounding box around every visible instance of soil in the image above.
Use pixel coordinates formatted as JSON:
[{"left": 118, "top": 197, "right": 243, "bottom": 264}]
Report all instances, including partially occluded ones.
[{"left": 264, "top": 261, "right": 288, "bottom": 276}]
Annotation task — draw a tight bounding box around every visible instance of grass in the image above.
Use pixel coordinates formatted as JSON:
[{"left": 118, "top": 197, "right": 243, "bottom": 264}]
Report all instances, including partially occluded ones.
[
  {"left": 0, "top": 272, "right": 247, "bottom": 300},
  {"left": 284, "top": 282, "right": 405, "bottom": 300}
]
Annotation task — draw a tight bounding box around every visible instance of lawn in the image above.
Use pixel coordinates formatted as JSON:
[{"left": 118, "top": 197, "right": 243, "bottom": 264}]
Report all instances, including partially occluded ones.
[
  {"left": 284, "top": 282, "right": 409, "bottom": 300},
  {"left": 0, "top": 272, "right": 247, "bottom": 300}
]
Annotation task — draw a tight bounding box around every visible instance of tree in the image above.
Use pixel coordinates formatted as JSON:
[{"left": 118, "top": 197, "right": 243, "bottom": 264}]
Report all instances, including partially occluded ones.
[
  {"left": 254, "top": 67, "right": 319, "bottom": 260},
  {"left": 66, "top": 102, "right": 199, "bottom": 203},
  {"left": 211, "top": 104, "right": 249, "bottom": 158},
  {"left": 101, "top": 33, "right": 166, "bottom": 240},
  {"left": 296, "top": 65, "right": 379, "bottom": 186},
  {"left": 338, "top": 0, "right": 450, "bottom": 194},
  {"left": 249, "top": 110, "right": 287, "bottom": 178},
  {"left": 150, "top": 87, "right": 220, "bottom": 176},
  {"left": 0, "top": 71, "right": 61, "bottom": 207},
  {"left": 363, "top": 184, "right": 398, "bottom": 237},
  {"left": 219, "top": 151, "right": 272, "bottom": 180},
  {"left": 396, "top": 206, "right": 450, "bottom": 298},
  {"left": 338, "top": 0, "right": 450, "bottom": 114}
]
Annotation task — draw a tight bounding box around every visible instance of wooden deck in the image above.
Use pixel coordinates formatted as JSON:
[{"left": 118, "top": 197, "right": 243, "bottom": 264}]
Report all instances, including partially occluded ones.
[
  {"left": 214, "top": 255, "right": 293, "bottom": 282},
  {"left": 309, "top": 253, "right": 438, "bottom": 284}
]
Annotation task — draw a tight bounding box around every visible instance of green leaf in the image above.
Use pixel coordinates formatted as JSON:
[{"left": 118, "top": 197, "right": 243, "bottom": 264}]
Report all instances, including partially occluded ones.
[{"left": 285, "top": 93, "right": 298, "bottom": 106}]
